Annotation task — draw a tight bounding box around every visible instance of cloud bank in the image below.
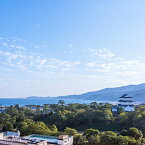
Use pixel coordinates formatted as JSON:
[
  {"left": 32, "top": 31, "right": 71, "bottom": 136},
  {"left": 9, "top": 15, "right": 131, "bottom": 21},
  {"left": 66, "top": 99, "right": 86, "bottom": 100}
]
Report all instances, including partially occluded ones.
[{"left": 0, "top": 37, "right": 145, "bottom": 97}]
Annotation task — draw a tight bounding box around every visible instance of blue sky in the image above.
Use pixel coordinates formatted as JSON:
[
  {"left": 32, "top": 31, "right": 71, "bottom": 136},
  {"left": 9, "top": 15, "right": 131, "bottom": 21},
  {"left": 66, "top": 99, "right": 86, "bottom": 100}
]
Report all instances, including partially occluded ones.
[{"left": 0, "top": 0, "right": 145, "bottom": 98}]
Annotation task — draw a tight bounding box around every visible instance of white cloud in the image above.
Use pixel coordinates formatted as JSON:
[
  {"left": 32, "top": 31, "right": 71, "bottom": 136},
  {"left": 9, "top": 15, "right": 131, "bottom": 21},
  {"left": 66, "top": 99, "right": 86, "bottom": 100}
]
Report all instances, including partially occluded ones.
[
  {"left": 82, "top": 47, "right": 145, "bottom": 80},
  {"left": 85, "top": 58, "right": 145, "bottom": 78},
  {"left": 11, "top": 37, "right": 26, "bottom": 43},
  {"left": 0, "top": 40, "right": 81, "bottom": 72},
  {"left": 88, "top": 48, "right": 114, "bottom": 58},
  {"left": 1, "top": 37, "right": 145, "bottom": 85},
  {"left": 86, "top": 62, "right": 97, "bottom": 67},
  {"left": 40, "top": 59, "right": 48, "bottom": 65},
  {"left": 1, "top": 38, "right": 145, "bottom": 97}
]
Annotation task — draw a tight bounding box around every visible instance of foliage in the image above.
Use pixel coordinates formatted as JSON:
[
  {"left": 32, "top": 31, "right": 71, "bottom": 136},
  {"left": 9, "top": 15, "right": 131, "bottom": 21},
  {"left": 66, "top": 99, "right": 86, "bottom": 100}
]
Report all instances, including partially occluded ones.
[
  {"left": 0, "top": 102, "right": 145, "bottom": 145},
  {"left": 64, "top": 127, "right": 78, "bottom": 136}
]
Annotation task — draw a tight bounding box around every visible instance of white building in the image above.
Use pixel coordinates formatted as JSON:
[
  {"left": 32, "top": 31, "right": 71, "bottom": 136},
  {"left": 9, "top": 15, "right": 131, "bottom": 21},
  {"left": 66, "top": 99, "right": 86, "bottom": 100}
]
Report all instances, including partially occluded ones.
[
  {"left": 112, "top": 94, "right": 135, "bottom": 112},
  {"left": 58, "top": 135, "right": 73, "bottom": 145},
  {"left": 0, "top": 131, "right": 73, "bottom": 145},
  {"left": 27, "top": 134, "right": 73, "bottom": 145},
  {"left": 0, "top": 106, "right": 6, "bottom": 113},
  {"left": 0, "top": 132, "right": 47, "bottom": 145},
  {"left": 24, "top": 105, "right": 43, "bottom": 111}
]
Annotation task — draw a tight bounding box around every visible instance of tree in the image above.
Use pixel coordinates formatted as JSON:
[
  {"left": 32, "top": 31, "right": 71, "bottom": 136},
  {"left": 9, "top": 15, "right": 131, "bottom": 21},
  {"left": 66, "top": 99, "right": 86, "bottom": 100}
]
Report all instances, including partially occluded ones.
[
  {"left": 115, "top": 136, "right": 129, "bottom": 145},
  {"left": 26, "top": 121, "right": 52, "bottom": 135},
  {"left": 58, "top": 100, "right": 65, "bottom": 106},
  {"left": 6, "top": 106, "right": 19, "bottom": 117},
  {"left": 83, "top": 128, "right": 100, "bottom": 140},
  {"left": 89, "top": 135, "right": 100, "bottom": 145},
  {"left": 74, "top": 134, "right": 87, "bottom": 145},
  {"left": 100, "top": 131, "right": 117, "bottom": 145},
  {"left": 51, "top": 124, "right": 58, "bottom": 132},
  {"left": 120, "top": 129, "right": 128, "bottom": 136},
  {"left": 64, "top": 127, "right": 78, "bottom": 136},
  {"left": 128, "top": 128, "right": 143, "bottom": 140},
  {"left": 36, "top": 105, "right": 41, "bottom": 112},
  {"left": 90, "top": 102, "right": 98, "bottom": 109},
  {"left": 3, "top": 122, "right": 13, "bottom": 131},
  {"left": 43, "top": 104, "right": 49, "bottom": 114}
]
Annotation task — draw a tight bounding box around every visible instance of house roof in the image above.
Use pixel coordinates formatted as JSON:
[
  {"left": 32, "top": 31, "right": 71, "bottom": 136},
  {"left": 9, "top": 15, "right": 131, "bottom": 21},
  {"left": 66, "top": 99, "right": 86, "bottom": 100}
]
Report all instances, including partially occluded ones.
[
  {"left": 5, "top": 131, "right": 20, "bottom": 137},
  {"left": 120, "top": 94, "right": 132, "bottom": 98},
  {"left": 118, "top": 100, "right": 134, "bottom": 102}
]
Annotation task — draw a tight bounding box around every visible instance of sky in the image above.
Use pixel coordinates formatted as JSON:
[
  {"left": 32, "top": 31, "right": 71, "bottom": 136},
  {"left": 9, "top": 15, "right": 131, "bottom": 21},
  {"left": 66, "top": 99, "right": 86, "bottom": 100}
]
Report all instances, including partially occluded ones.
[{"left": 0, "top": 0, "right": 145, "bottom": 98}]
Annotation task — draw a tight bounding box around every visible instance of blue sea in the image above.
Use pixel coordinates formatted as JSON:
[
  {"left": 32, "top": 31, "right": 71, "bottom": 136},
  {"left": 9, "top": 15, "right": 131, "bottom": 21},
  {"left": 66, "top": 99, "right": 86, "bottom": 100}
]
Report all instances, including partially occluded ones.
[{"left": 0, "top": 98, "right": 98, "bottom": 106}]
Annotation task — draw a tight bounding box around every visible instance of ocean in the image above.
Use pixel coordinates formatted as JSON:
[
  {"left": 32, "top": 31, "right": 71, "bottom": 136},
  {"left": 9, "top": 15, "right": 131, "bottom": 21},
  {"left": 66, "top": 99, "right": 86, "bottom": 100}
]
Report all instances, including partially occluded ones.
[{"left": 0, "top": 98, "right": 96, "bottom": 106}]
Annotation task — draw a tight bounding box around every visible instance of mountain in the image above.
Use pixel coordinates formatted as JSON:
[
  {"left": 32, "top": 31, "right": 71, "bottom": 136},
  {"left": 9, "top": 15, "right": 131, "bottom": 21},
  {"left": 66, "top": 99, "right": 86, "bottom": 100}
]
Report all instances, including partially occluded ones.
[{"left": 27, "top": 83, "right": 145, "bottom": 102}]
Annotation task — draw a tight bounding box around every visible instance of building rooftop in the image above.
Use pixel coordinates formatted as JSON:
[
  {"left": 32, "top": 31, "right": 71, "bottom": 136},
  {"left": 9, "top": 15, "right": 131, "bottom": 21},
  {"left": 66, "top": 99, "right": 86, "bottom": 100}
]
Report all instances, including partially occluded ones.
[
  {"left": 28, "top": 134, "right": 58, "bottom": 144},
  {"left": 118, "top": 100, "right": 134, "bottom": 102},
  {"left": 120, "top": 94, "right": 132, "bottom": 98},
  {"left": 5, "top": 131, "right": 20, "bottom": 137},
  {"left": 0, "top": 131, "right": 73, "bottom": 145},
  {"left": 0, "top": 137, "right": 47, "bottom": 145}
]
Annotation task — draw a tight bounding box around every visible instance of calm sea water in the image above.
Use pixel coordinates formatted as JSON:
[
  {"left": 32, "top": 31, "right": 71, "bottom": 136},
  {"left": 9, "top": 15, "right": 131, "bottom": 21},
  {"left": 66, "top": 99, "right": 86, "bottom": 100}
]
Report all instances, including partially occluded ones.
[{"left": 0, "top": 98, "right": 97, "bottom": 106}]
